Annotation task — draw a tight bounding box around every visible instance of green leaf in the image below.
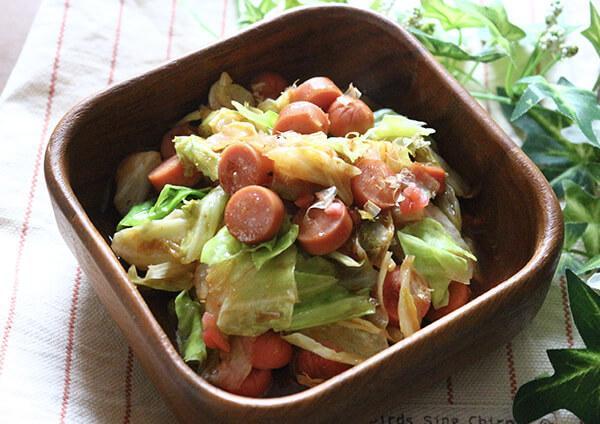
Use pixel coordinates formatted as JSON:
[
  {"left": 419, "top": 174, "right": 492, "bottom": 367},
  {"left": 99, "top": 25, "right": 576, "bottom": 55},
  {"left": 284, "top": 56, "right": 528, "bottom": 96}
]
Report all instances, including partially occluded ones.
[
  {"left": 513, "top": 271, "right": 600, "bottom": 423},
  {"left": 117, "top": 185, "right": 210, "bottom": 230},
  {"left": 201, "top": 223, "right": 299, "bottom": 269},
  {"left": 231, "top": 100, "right": 278, "bottom": 131},
  {"left": 174, "top": 290, "right": 206, "bottom": 363},
  {"left": 421, "top": 0, "right": 483, "bottom": 30},
  {"left": 175, "top": 134, "right": 220, "bottom": 180},
  {"left": 556, "top": 252, "right": 586, "bottom": 277},
  {"left": 456, "top": 0, "right": 525, "bottom": 41},
  {"left": 512, "top": 76, "right": 600, "bottom": 148},
  {"left": 583, "top": 1, "right": 600, "bottom": 58},
  {"left": 214, "top": 246, "right": 298, "bottom": 336},
  {"left": 563, "top": 181, "right": 600, "bottom": 256},
  {"left": 409, "top": 28, "right": 506, "bottom": 62},
  {"left": 580, "top": 255, "right": 600, "bottom": 274},
  {"left": 564, "top": 223, "right": 587, "bottom": 250},
  {"left": 397, "top": 218, "right": 476, "bottom": 308}
]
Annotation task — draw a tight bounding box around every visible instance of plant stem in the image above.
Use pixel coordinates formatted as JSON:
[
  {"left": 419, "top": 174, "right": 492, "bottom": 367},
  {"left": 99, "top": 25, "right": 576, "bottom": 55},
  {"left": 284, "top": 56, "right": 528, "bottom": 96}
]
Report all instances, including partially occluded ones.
[
  {"left": 451, "top": 67, "right": 487, "bottom": 89},
  {"left": 539, "top": 54, "right": 561, "bottom": 77},
  {"left": 527, "top": 108, "right": 574, "bottom": 150},
  {"left": 505, "top": 61, "right": 515, "bottom": 98},
  {"left": 519, "top": 44, "right": 544, "bottom": 79},
  {"left": 461, "top": 62, "right": 480, "bottom": 85},
  {"left": 470, "top": 92, "right": 514, "bottom": 105}
]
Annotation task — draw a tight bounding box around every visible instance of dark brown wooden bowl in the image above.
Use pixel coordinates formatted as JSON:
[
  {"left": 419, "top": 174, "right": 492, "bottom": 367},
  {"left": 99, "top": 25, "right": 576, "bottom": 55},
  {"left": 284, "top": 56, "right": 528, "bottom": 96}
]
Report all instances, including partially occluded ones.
[{"left": 44, "top": 5, "right": 563, "bottom": 423}]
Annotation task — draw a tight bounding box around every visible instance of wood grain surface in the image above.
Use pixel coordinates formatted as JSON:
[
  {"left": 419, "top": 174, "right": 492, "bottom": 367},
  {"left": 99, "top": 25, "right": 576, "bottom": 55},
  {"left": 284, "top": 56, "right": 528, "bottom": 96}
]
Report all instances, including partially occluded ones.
[{"left": 44, "top": 5, "right": 563, "bottom": 423}]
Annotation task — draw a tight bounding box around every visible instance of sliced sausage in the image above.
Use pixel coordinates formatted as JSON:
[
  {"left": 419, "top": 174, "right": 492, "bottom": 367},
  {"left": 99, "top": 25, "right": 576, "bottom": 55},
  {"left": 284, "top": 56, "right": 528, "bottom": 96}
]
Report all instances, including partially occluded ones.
[
  {"left": 383, "top": 267, "right": 431, "bottom": 325},
  {"left": 148, "top": 155, "right": 201, "bottom": 191},
  {"left": 351, "top": 158, "right": 396, "bottom": 209},
  {"left": 230, "top": 368, "right": 272, "bottom": 397},
  {"left": 218, "top": 143, "right": 274, "bottom": 194},
  {"left": 291, "top": 77, "right": 342, "bottom": 110},
  {"left": 251, "top": 331, "right": 293, "bottom": 370},
  {"left": 327, "top": 95, "right": 374, "bottom": 136},
  {"left": 273, "top": 101, "right": 330, "bottom": 134},
  {"left": 251, "top": 72, "right": 288, "bottom": 100},
  {"left": 295, "top": 349, "right": 351, "bottom": 381},
  {"left": 224, "top": 185, "right": 285, "bottom": 244},
  {"left": 160, "top": 123, "right": 195, "bottom": 159},
  {"left": 297, "top": 199, "right": 353, "bottom": 255},
  {"left": 426, "top": 282, "right": 471, "bottom": 322},
  {"left": 411, "top": 162, "right": 446, "bottom": 194},
  {"left": 271, "top": 172, "right": 322, "bottom": 201}
]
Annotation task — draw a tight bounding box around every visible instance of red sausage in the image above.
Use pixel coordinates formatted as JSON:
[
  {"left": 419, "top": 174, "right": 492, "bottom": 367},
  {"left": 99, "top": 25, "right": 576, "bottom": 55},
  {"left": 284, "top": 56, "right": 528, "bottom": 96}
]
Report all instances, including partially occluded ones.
[
  {"left": 148, "top": 155, "right": 201, "bottom": 192},
  {"left": 251, "top": 331, "right": 293, "bottom": 370},
  {"left": 160, "top": 123, "right": 195, "bottom": 159},
  {"left": 297, "top": 199, "right": 353, "bottom": 255},
  {"left": 383, "top": 267, "right": 431, "bottom": 325},
  {"left": 224, "top": 185, "right": 285, "bottom": 244},
  {"left": 273, "top": 101, "right": 330, "bottom": 134},
  {"left": 327, "top": 95, "right": 374, "bottom": 136},
  {"left": 399, "top": 185, "right": 429, "bottom": 215},
  {"left": 426, "top": 282, "right": 471, "bottom": 322},
  {"left": 411, "top": 162, "right": 446, "bottom": 194},
  {"left": 251, "top": 72, "right": 288, "bottom": 100},
  {"left": 351, "top": 158, "right": 396, "bottom": 209},
  {"left": 291, "top": 77, "right": 342, "bottom": 110},
  {"left": 230, "top": 368, "right": 272, "bottom": 397},
  {"left": 202, "top": 312, "right": 230, "bottom": 353},
  {"left": 295, "top": 349, "right": 351, "bottom": 380},
  {"left": 218, "top": 143, "right": 274, "bottom": 194}
]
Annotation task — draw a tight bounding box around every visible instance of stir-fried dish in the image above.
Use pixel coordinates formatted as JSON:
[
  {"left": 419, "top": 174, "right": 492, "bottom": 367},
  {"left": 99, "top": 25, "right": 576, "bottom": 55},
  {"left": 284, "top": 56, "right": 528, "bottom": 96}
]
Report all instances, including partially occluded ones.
[{"left": 110, "top": 72, "right": 478, "bottom": 397}]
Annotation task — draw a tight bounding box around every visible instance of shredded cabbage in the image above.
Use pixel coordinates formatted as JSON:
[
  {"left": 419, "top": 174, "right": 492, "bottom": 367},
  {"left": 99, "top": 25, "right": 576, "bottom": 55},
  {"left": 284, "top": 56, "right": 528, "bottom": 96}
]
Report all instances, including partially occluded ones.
[
  {"left": 207, "top": 246, "right": 298, "bottom": 336},
  {"left": 117, "top": 184, "right": 210, "bottom": 230},
  {"left": 174, "top": 135, "right": 220, "bottom": 181},
  {"left": 365, "top": 114, "right": 435, "bottom": 140},
  {"left": 208, "top": 72, "right": 254, "bottom": 110},
  {"left": 180, "top": 187, "right": 228, "bottom": 264},
  {"left": 397, "top": 256, "right": 430, "bottom": 337},
  {"left": 113, "top": 151, "right": 161, "bottom": 216},
  {"left": 397, "top": 218, "right": 476, "bottom": 308},
  {"left": 201, "top": 223, "right": 299, "bottom": 270},
  {"left": 127, "top": 262, "right": 195, "bottom": 291},
  {"left": 199, "top": 108, "right": 245, "bottom": 136},
  {"left": 282, "top": 333, "right": 363, "bottom": 365},
  {"left": 231, "top": 101, "right": 278, "bottom": 132},
  {"left": 174, "top": 289, "right": 206, "bottom": 363},
  {"left": 111, "top": 210, "right": 190, "bottom": 268}
]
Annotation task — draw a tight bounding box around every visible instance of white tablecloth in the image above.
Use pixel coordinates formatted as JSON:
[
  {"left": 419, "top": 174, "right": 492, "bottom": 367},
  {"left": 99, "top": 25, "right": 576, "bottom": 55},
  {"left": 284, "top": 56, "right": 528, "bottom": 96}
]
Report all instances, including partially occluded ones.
[{"left": 0, "top": 0, "right": 595, "bottom": 422}]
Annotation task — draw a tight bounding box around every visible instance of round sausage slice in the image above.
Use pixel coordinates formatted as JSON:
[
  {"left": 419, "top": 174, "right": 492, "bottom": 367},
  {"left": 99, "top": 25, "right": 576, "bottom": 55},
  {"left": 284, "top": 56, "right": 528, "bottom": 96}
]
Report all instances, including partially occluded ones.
[
  {"left": 148, "top": 156, "right": 201, "bottom": 191},
  {"left": 230, "top": 368, "right": 272, "bottom": 397},
  {"left": 351, "top": 158, "right": 396, "bottom": 209},
  {"left": 160, "top": 123, "right": 195, "bottom": 159},
  {"left": 291, "top": 77, "right": 342, "bottom": 110},
  {"left": 426, "top": 282, "right": 471, "bottom": 322},
  {"left": 297, "top": 199, "right": 353, "bottom": 255},
  {"left": 218, "top": 143, "right": 274, "bottom": 194},
  {"left": 273, "top": 101, "right": 330, "bottom": 134},
  {"left": 225, "top": 185, "right": 285, "bottom": 244},
  {"left": 251, "top": 72, "right": 288, "bottom": 100},
  {"left": 295, "top": 349, "right": 351, "bottom": 381},
  {"left": 327, "top": 95, "right": 374, "bottom": 136}
]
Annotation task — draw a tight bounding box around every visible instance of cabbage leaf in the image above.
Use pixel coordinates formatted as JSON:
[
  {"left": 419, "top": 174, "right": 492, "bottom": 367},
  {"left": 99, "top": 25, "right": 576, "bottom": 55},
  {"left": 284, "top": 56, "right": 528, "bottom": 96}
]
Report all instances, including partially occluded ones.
[
  {"left": 231, "top": 100, "right": 278, "bottom": 132},
  {"left": 398, "top": 218, "right": 476, "bottom": 308},
  {"left": 180, "top": 186, "right": 228, "bottom": 264},
  {"left": 174, "top": 289, "right": 206, "bottom": 363},
  {"left": 365, "top": 114, "right": 435, "bottom": 140},
  {"left": 174, "top": 135, "right": 220, "bottom": 180},
  {"left": 127, "top": 262, "right": 195, "bottom": 292}
]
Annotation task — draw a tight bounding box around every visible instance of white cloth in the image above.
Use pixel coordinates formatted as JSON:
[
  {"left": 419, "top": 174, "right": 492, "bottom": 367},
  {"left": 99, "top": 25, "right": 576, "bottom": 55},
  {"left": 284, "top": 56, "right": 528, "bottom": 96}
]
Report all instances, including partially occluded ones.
[{"left": 0, "top": 1, "right": 595, "bottom": 422}]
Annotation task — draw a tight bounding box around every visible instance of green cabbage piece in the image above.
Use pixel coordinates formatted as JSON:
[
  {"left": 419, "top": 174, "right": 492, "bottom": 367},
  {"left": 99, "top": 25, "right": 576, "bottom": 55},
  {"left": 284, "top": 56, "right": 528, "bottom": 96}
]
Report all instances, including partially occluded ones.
[
  {"left": 231, "top": 100, "right": 278, "bottom": 132},
  {"left": 117, "top": 184, "right": 210, "bottom": 230},
  {"left": 291, "top": 254, "right": 375, "bottom": 331},
  {"left": 174, "top": 135, "right": 220, "bottom": 180},
  {"left": 127, "top": 262, "right": 195, "bottom": 292},
  {"left": 365, "top": 114, "right": 435, "bottom": 140},
  {"left": 201, "top": 223, "right": 299, "bottom": 270},
  {"left": 180, "top": 186, "right": 228, "bottom": 264},
  {"left": 213, "top": 246, "right": 298, "bottom": 336},
  {"left": 174, "top": 290, "right": 206, "bottom": 363},
  {"left": 397, "top": 218, "right": 476, "bottom": 309}
]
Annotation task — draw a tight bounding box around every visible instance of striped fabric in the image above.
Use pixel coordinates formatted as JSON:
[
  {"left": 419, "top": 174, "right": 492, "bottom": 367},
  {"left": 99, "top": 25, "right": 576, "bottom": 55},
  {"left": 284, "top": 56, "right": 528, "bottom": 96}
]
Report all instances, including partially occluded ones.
[{"left": 0, "top": 0, "right": 594, "bottom": 422}]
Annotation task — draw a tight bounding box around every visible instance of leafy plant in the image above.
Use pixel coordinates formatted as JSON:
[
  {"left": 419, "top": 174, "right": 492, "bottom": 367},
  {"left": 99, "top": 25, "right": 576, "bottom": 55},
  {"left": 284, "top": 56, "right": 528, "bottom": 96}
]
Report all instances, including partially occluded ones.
[
  {"left": 230, "top": 0, "right": 600, "bottom": 420},
  {"left": 513, "top": 270, "right": 600, "bottom": 423}
]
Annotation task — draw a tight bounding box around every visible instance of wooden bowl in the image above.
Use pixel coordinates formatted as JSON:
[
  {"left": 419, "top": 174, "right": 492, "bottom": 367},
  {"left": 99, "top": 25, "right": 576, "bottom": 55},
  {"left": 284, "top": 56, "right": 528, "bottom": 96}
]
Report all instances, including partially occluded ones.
[{"left": 44, "top": 5, "right": 563, "bottom": 423}]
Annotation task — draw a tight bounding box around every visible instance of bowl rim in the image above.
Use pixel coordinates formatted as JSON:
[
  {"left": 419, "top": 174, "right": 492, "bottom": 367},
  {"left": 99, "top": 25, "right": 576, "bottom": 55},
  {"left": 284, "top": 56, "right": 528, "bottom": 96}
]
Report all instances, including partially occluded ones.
[{"left": 44, "top": 3, "right": 563, "bottom": 409}]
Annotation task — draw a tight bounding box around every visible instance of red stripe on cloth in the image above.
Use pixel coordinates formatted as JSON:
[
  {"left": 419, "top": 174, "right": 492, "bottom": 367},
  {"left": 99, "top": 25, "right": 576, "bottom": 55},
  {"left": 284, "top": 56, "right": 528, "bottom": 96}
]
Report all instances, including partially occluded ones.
[
  {"left": 559, "top": 277, "right": 575, "bottom": 348},
  {"left": 0, "top": 0, "right": 71, "bottom": 377},
  {"left": 122, "top": 347, "right": 134, "bottom": 424},
  {"left": 505, "top": 342, "right": 518, "bottom": 399},
  {"left": 445, "top": 376, "right": 454, "bottom": 405},
  {"left": 59, "top": 267, "right": 83, "bottom": 424},
  {"left": 166, "top": 0, "right": 177, "bottom": 60},
  {"left": 220, "top": 0, "right": 228, "bottom": 38},
  {"left": 108, "top": 0, "right": 125, "bottom": 85}
]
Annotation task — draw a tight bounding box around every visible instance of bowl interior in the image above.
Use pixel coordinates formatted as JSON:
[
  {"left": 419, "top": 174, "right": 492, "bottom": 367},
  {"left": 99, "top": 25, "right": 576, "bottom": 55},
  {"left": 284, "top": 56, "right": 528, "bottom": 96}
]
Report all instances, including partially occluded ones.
[{"left": 63, "top": 7, "right": 537, "bottom": 397}]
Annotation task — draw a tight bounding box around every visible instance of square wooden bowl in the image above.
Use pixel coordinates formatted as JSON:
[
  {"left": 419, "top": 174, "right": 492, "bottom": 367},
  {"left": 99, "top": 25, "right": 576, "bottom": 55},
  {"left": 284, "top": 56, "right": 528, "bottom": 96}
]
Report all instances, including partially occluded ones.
[{"left": 44, "top": 5, "right": 563, "bottom": 423}]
